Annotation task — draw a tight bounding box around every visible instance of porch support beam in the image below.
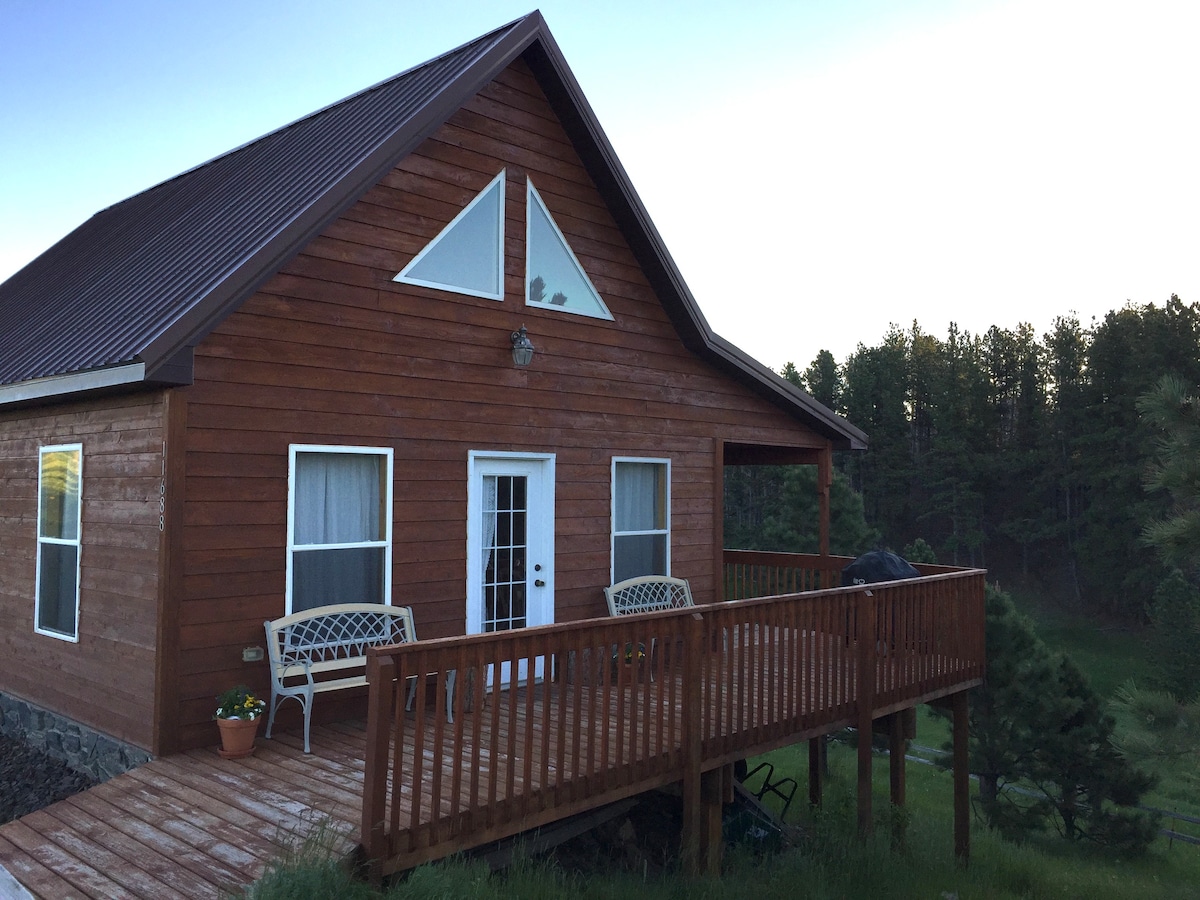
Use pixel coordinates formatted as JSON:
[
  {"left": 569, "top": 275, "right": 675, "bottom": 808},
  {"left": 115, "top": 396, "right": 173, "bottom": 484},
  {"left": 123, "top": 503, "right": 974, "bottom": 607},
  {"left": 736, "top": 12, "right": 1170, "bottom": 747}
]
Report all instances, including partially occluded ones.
[
  {"left": 817, "top": 445, "right": 833, "bottom": 586},
  {"left": 713, "top": 439, "right": 726, "bottom": 600}
]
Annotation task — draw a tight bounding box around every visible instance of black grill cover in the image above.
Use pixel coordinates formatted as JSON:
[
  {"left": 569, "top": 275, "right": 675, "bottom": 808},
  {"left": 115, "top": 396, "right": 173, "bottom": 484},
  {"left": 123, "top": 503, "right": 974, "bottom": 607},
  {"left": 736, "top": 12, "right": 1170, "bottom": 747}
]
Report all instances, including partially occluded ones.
[{"left": 841, "top": 550, "right": 920, "bottom": 586}]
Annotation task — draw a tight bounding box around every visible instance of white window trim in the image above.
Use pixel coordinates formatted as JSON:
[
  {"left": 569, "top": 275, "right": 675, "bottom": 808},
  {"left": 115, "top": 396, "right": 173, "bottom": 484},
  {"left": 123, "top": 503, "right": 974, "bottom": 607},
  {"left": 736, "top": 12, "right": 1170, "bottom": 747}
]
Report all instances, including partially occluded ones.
[
  {"left": 610, "top": 456, "right": 671, "bottom": 584},
  {"left": 394, "top": 169, "right": 506, "bottom": 301},
  {"left": 34, "top": 443, "right": 83, "bottom": 642},
  {"left": 525, "top": 178, "right": 614, "bottom": 321},
  {"left": 286, "top": 444, "right": 394, "bottom": 615}
]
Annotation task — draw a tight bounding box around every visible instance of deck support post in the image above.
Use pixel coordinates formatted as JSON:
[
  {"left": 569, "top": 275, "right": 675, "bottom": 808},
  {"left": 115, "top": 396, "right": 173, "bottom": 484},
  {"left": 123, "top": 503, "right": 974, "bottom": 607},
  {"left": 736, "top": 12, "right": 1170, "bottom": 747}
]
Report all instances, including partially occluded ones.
[
  {"left": 701, "top": 764, "right": 731, "bottom": 874},
  {"left": 856, "top": 714, "right": 874, "bottom": 836},
  {"left": 808, "top": 736, "right": 824, "bottom": 807},
  {"left": 680, "top": 612, "right": 706, "bottom": 875},
  {"left": 952, "top": 689, "right": 971, "bottom": 864},
  {"left": 888, "top": 712, "right": 907, "bottom": 806},
  {"left": 856, "top": 593, "right": 877, "bottom": 836},
  {"left": 362, "top": 653, "right": 396, "bottom": 886},
  {"left": 889, "top": 712, "right": 908, "bottom": 851}
]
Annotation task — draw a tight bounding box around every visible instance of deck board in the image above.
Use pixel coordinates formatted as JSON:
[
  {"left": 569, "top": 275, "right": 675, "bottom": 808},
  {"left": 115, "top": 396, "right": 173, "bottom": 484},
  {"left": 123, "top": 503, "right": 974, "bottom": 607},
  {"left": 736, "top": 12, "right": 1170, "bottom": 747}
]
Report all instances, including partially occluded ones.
[{"left": 0, "top": 733, "right": 368, "bottom": 899}]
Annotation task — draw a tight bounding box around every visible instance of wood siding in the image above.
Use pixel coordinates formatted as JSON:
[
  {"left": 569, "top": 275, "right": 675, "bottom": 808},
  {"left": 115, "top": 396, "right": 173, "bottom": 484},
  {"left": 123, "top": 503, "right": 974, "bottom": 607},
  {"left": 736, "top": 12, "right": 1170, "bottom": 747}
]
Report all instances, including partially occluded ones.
[
  {"left": 174, "top": 59, "right": 828, "bottom": 749},
  {"left": 0, "top": 393, "right": 166, "bottom": 750}
]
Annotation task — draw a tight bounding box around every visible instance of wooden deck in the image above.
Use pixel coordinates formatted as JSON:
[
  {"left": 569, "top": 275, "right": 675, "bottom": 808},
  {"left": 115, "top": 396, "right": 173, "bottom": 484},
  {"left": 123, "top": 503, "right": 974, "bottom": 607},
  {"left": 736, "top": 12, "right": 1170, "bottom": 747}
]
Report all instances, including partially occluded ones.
[
  {"left": 362, "top": 569, "right": 986, "bottom": 875},
  {"left": 0, "top": 560, "right": 987, "bottom": 895},
  {"left": 0, "top": 723, "right": 369, "bottom": 899}
]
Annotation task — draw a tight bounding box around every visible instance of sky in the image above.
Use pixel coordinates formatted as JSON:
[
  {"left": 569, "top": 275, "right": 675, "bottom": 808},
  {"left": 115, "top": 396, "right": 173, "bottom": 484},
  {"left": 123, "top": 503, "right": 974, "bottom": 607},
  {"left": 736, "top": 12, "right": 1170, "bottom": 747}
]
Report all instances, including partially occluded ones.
[{"left": 3, "top": 0, "right": 1198, "bottom": 372}]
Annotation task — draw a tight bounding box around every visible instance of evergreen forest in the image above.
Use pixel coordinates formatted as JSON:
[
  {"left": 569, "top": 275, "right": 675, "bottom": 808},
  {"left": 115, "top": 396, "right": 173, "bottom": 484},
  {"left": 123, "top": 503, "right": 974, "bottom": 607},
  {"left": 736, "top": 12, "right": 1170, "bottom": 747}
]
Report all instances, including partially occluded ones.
[{"left": 726, "top": 295, "right": 1200, "bottom": 623}]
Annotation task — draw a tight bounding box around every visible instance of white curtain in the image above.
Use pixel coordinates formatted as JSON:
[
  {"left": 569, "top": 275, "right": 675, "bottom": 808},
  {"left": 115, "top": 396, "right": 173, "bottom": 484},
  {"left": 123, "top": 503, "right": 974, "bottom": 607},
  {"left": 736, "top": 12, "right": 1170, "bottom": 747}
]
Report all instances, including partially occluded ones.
[
  {"left": 616, "top": 463, "right": 660, "bottom": 531},
  {"left": 295, "top": 453, "right": 379, "bottom": 545},
  {"left": 292, "top": 453, "right": 383, "bottom": 610},
  {"left": 481, "top": 475, "right": 499, "bottom": 583}
]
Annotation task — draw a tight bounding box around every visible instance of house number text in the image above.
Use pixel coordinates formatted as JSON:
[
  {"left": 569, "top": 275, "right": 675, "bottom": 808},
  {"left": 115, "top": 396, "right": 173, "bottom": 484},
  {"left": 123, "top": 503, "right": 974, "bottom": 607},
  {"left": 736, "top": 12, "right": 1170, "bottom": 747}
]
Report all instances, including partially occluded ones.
[{"left": 160, "top": 444, "right": 166, "bottom": 532}]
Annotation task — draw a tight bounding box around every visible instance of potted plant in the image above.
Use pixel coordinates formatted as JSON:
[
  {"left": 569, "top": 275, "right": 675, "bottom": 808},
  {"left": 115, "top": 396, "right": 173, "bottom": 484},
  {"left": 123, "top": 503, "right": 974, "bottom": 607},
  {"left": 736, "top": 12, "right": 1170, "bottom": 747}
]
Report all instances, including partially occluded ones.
[
  {"left": 611, "top": 641, "right": 647, "bottom": 681},
  {"left": 214, "top": 685, "right": 267, "bottom": 759}
]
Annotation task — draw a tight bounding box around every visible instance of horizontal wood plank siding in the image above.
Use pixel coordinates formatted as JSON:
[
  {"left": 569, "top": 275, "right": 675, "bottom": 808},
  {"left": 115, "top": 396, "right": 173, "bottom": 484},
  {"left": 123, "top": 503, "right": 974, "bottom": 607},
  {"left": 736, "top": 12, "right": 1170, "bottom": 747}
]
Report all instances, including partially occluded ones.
[
  {"left": 0, "top": 394, "right": 165, "bottom": 749},
  {"left": 174, "top": 59, "right": 827, "bottom": 749}
]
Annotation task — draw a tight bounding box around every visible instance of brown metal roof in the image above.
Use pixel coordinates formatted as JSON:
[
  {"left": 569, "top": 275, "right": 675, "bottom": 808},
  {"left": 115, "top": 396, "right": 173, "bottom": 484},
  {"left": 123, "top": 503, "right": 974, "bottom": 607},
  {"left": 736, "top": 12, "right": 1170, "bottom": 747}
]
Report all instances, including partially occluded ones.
[{"left": 0, "top": 11, "right": 866, "bottom": 450}]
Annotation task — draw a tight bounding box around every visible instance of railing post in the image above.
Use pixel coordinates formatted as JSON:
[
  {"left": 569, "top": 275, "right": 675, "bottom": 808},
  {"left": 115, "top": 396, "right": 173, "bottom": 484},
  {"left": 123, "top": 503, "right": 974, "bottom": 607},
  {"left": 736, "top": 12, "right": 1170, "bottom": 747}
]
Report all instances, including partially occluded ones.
[
  {"left": 362, "top": 652, "right": 395, "bottom": 886},
  {"left": 680, "top": 611, "right": 705, "bottom": 875},
  {"left": 856, "top": 591, "right": 877, "bottom": 836}
]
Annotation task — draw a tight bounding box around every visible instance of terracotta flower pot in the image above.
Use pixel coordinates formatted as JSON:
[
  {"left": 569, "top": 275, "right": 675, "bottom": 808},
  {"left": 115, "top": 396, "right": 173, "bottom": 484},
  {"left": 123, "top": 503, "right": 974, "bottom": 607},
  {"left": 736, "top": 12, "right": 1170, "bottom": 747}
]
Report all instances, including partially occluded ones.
[{"left": 216, "top": 716, "right": 261, "bottom": 759}]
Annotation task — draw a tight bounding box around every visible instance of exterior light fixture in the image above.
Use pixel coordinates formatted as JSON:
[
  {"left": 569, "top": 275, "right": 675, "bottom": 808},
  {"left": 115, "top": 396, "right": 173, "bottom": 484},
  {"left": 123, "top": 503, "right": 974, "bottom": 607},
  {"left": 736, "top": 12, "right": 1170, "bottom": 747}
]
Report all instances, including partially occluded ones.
[{"left": 510, "top": 325, "right": 534, "bottom": 367}]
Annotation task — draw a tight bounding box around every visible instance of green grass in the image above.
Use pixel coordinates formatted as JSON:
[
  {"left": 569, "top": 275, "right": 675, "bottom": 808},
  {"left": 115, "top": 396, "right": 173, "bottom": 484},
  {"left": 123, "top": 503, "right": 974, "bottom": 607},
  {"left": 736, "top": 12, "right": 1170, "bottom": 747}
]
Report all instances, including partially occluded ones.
[
  {"left": 238, "top": 745, "right": 1200, "bottom": 900},
  {"left": 1012, "top": 592, "right": 1157, "bottom": 698}
]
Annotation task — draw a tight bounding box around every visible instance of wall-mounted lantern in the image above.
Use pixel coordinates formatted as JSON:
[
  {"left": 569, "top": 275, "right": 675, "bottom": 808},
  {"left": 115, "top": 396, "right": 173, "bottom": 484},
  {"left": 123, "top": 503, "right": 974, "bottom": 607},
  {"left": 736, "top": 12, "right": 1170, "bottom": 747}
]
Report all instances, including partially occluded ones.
[{"left": 510, "top": 325, "right": 534, "bottom": 367}]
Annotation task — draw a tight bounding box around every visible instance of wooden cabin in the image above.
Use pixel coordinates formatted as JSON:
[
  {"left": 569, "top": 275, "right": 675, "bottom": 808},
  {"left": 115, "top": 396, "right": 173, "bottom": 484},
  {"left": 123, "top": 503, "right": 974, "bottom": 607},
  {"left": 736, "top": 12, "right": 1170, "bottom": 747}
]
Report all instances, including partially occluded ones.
[{"left": 0, "top": 13, "right": 869, "bottom": 760}]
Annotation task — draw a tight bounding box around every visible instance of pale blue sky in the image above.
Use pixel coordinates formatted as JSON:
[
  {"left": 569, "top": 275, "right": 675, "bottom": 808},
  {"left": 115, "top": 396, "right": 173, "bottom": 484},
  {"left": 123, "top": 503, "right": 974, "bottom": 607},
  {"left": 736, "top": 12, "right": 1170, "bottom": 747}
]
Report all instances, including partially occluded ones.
[{"left": 3, "top": 0, "right": 1197, "bottom": 370}]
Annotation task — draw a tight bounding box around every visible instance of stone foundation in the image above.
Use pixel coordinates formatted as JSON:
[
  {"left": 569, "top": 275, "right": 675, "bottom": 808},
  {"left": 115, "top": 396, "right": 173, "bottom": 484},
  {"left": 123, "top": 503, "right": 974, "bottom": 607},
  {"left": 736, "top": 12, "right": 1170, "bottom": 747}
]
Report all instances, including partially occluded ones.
[{"left": 0, "top": 691, "right": 152, "bottom": 781}]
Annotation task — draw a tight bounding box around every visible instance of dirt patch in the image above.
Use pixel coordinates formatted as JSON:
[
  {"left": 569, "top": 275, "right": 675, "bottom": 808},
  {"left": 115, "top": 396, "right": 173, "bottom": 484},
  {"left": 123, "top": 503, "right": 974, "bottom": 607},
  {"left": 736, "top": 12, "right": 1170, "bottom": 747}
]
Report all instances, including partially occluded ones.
[
  {"left": 545, "top": 791, "right": 687, "bottom": 877},
  {"left": 544, "top": 787, "right": 793, "bottom": 878}
]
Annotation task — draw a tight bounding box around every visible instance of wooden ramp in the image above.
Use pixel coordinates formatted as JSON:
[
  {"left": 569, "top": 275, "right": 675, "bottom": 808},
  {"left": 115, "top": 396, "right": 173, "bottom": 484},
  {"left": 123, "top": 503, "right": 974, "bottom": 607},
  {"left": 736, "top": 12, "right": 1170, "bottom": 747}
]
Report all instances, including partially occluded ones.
[{"left": 0, "top": 723, "right": 368, "bottom": 899}]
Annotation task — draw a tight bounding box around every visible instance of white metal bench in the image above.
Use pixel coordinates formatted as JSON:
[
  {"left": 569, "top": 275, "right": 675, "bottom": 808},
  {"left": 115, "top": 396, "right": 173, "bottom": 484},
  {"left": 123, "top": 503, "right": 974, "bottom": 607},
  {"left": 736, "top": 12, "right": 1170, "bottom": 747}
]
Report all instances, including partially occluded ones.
[
  {"left": 604, "top": 575, "right": 694, "bottom": 616},
  {"left": 264, "top": 602, "right": 454, "bottom": 753},
  {"left": 603, "top": 576, "right": 695, "bottom": 681}
]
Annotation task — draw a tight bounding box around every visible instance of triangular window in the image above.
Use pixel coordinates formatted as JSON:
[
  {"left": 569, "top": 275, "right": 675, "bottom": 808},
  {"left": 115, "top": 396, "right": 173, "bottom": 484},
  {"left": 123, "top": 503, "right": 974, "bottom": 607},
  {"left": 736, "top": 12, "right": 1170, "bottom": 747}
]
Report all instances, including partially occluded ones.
[
  {"left": 526, "top": 180, "right": 612, "bottom": 320},
  {"left": 394, "top": 170, "right": 505, "bottom": 301}
]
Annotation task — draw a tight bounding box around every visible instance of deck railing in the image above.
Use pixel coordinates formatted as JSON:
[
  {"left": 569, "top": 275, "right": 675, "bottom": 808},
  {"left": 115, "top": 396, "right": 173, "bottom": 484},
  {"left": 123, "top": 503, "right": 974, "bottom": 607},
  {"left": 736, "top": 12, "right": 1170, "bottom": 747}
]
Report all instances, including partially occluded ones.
[
  {"left": 362, "top": 557, "right": 986, "bottom": 876},
  {"left": 723, "top": 549, "right": 971, "bottom": 599}
]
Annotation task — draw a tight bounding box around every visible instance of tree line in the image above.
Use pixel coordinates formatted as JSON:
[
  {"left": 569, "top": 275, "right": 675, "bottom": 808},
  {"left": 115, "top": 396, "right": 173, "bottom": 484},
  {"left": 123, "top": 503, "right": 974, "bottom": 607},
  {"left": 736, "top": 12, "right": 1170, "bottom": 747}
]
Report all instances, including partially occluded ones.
[
  {"left": 742, "top": 295, "right": 1200, "bottom": 622},
  {"left": 724, "top": 295, "right": 1200, "bottom": 854}
]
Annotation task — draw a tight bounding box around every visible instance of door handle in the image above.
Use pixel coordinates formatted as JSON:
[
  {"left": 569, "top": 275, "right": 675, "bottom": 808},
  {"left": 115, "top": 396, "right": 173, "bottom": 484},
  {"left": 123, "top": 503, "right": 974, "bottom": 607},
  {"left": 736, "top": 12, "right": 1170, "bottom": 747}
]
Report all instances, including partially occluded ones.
[{"left": 535, "top": 579, "right": 546, "bottom": 587}]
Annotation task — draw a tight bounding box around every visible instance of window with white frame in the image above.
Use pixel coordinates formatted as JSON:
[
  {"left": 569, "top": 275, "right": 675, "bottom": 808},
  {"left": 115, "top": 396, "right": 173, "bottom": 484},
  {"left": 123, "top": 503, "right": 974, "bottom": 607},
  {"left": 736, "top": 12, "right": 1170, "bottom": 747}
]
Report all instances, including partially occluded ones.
[
  {"left": 526, "top": 179, "right": 613, "bottom": 320},
  {"left": 611, "top": 458, "right": 669, "bottom": 583},
  {"left": 393, "top": 170, "right": 506, "bottom": 301},
  {"left": 287, "top": 446, "right": 393, "bottom": 613},
  {"left": 36, "top": 444, "right": 82, "bottom": 640}
]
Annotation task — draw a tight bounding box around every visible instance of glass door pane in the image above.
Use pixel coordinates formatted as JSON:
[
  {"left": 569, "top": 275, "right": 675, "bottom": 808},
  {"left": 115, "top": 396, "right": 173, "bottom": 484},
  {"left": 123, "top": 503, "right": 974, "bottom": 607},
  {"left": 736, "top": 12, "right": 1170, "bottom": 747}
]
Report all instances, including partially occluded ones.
[{"left": 483, "top": 475, "right": 528, "bottom": 632}]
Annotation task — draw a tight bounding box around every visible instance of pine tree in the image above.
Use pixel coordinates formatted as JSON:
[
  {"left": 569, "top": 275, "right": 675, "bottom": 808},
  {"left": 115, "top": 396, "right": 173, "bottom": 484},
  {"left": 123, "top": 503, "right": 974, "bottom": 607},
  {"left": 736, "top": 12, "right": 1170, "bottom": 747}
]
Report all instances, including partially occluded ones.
[
  {"left": 1145, "top": 571, "right": 1200, "bottom": 702},
  {"left": 1022, "top": 653, "right": 1158, "bottom": 849},
  {"left": 1138, "top": 373, "right": 1200, "bottom": 575},
  {"left": 944, "top": 586, "right": 1158, "bottom": 852}
]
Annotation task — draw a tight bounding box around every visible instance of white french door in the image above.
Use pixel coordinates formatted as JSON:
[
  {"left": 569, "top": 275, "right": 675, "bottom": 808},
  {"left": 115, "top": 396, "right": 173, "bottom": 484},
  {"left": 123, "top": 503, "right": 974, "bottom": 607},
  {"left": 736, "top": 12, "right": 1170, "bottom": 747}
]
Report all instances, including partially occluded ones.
[{"left": 467, "top": 453, "right": 555, "bottom": 685}]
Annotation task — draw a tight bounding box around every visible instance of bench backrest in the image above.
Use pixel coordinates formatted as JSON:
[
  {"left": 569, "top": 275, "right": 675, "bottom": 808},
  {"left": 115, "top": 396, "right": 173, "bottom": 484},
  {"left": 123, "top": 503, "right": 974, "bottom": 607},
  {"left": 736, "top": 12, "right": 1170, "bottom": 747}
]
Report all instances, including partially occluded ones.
[
  {"left": 604, "top": 576, "right": 694, "bottom": 617},
  {"left": 265, "top": 603, "right": 415, "bottom": 681}
]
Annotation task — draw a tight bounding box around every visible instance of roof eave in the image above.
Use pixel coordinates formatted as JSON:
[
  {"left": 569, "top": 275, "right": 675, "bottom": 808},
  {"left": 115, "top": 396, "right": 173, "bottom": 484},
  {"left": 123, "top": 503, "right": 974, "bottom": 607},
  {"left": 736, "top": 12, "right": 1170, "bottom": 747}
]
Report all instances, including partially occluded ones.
[{"left": 0, "top": 363, "right": 149, "bottom": 410}]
